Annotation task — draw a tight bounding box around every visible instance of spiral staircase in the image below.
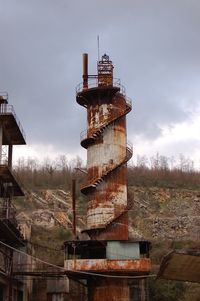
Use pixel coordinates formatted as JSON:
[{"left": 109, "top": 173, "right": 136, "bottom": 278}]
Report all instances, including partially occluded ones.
[{"left": 77, "top": 84, "right": 133, "bottom": 237}]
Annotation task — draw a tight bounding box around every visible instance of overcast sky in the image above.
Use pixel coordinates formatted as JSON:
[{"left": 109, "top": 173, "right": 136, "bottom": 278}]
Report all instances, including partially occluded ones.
[{"left": 0, "top": 0, "right": 200, "bottom": 167}]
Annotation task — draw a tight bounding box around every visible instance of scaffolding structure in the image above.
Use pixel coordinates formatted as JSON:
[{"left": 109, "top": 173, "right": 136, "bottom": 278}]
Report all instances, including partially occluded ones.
[{"left": 0, "top": 93, "right": 26, "bottom": 301}]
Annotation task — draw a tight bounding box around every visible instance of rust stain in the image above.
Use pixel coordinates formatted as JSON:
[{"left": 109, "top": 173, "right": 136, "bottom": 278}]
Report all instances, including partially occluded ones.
[
  {"left": 74, "top": 53, "right": 149, "bottom": 300},
  {"left": 65, "top": 258, "right": 151, "bottom": 273},
  {"left": 88, "top": 279, "right": 130, "bottom": 301},
  {"left": 78, "top": 56, "right": 133, "bottom": 240}
]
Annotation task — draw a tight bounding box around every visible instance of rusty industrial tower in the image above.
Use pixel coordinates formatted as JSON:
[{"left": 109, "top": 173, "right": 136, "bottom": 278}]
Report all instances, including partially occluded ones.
[{"left": 65, "top": 54, "right": 151, "bottom": 300}]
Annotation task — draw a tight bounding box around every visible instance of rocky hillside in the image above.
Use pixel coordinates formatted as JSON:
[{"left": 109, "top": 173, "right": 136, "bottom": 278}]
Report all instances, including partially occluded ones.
[
  {"left": 14, "top": 186, "right": 200, "bottom": 242},
  {"left": 13, "top": 185, "right": 200, "bottom": 300},
  {"left": 129, "top": 186, "right": 200, "bottom": 241},
  {"left": 14, "top": 188, "right": 87, "bottom": 241}
]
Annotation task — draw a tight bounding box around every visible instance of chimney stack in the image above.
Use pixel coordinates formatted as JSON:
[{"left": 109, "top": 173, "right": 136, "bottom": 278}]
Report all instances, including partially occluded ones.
[{"left": 83, "top": 53, "right": 88, "bottom": 90}]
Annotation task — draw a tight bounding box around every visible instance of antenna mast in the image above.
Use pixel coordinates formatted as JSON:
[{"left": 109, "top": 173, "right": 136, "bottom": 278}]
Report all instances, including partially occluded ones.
[{"left": 97, "top": 35, "right": 100, "bottom": 61}]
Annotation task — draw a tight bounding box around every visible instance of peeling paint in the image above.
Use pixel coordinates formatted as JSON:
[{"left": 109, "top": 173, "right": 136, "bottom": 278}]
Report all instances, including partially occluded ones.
[
  {"left": 74, "top": 54, "right": 148, "bottom": 301},
  {"left": 83, "top": 91, "right": 130, "bottom": 239},
  {"left": 65, "top": 258, "right": 151, "bottom": 273}
]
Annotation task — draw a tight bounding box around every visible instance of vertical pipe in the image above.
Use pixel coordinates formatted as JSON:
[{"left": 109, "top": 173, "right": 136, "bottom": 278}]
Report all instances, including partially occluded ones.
[
  {"left": 8, "top": 249, "right": 13, "bottom": 301},
  {"left": 3, "top": 103, "right": 7, "bottom": 113},
  {"left": 0, "top": 125, "right": 2, "bottom": 164},
  {"left": 83, "top": 53, "right": 88, "bottom": 90},
  {"left": 7, "top": 196, "right": 12, "bottom": 219},
  {"left": 72, "top": 179, "right": 76, "bottom": 239},
  {"left": 97, "top": 35, "right": 100, "bottom": 61},
  {"left": 8, "top": 145, "right": 12, "bottom": 170},
  {"left": 140, "top": 279, "right": 146, "bottom": 301}
]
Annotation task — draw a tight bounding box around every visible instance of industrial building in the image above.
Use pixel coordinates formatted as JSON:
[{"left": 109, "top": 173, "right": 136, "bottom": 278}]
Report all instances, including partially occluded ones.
[{"left": 64, "top": 53, "right": 151, "bottom": 301}]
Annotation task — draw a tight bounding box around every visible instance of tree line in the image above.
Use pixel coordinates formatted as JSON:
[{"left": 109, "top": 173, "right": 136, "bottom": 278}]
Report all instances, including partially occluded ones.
[
  {"left": 14, "top": 153, "right": 200, "bottom": 191},
  {"left": 128, "top": 153, "right": 200, "bottom": 189}
]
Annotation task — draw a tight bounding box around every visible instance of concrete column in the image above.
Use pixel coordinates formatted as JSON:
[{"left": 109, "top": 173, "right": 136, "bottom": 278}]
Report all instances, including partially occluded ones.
[
  {"left": 8, "top": 145, "right": 13, "bottom": 169},
  {"left": 88, "top": 278, "right": 130, "bottom": 301},
  {"left": 0, "top": 126, "right": 3, "bottom": 164}
]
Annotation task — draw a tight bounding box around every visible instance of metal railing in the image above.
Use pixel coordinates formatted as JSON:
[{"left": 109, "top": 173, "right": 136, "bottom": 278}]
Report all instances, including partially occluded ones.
[
  {"left": 127, "top": 140, "right": 133, "bottom": 154},
  {"left": 0, "top": 92, "right": 8, "bottom": 100},
  {"left": 76, "top": 77, "right": 126, "bottom": 96},
  {"left": 80, "top": 97, "right": 132, "bottom": 143},
  {"left": 126, "top": 97, "right": 132, "bottom": 108},
  {"left": 13, "top": 262, "right": 64, "bottom": 276},
  {"left": 0, "top": 205, "right": 17, "bottom": 225},
  {"left": 0, "top": 104, "right": 26, "bottom": 142},
  {"left": 80, "top": 129, "right": 87, "bottom": 142},
  {"left": 0, "top": 146, "right": 8, "bottom": 165},
  {"left": 126, "top": 140, "right": 133, "bottom": 161},
  {"left": 81, "top": 141, "right": 133, "bottom": 190}
]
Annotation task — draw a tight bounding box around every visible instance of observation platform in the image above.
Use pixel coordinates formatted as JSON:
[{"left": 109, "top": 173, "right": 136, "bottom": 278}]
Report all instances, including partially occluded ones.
[
  {"left": 65, "top": 258, "right": 151, "bottom": 277},
  {"left": 64, "top": 240, "right": 151, "bottom": 277},
  {"left": 76, "top": 78, "right": 124, "bottom": 108},
  {"left": 0, "top": 104, "right": 26, "bottom": 145}
]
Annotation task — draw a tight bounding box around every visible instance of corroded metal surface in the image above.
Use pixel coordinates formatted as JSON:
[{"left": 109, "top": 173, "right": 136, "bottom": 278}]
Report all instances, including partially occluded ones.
[
  {"left": 65, "top": 258, "right": 151, "bottom": 274},
  {"left": 88, "top": 279, "right": 129, "bottom": 301},
  {"left": 0, "top": 99, "right": 26, "bottom": 145},
  {"left": 77, "top": 54, "right": 133, "bottom": 240},
  {"left": 74, "top": 53, "right": 150, "bottom": 301}
]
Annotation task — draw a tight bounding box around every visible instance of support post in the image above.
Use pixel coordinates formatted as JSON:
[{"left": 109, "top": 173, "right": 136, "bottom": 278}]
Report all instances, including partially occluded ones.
[
  {"left": 72, "top": 179, "right": 76, "bottom": 239},
  {"left": 140, "top": 279, "right": 146, "bottom": 301},
  {"left": 8, "top": 249, "right": 13, "bottom": 301},
  {"left": 3, "top": 102, "right": 7, "bottom": 113},
  {"left": 8, "top": 145, "right": 13, "bottom": 169},
  {"left": 0, "top": 126, "right": 2, "bottom": 164}
]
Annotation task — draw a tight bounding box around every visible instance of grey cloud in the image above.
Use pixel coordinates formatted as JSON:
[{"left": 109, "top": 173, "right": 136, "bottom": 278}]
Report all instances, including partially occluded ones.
[
  {"left": 0, "top": 0, "right": 200, "bottom": 153},
  {"left": 156, "top": 137, "right": 200, "bottom": 160}
]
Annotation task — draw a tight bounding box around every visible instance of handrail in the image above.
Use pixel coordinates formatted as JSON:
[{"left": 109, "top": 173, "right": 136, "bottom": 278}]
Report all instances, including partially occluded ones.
[
  {"left": 0, "top": 147, "right": 8, "bottom": 165},
  {"left": 0, "top": 205, "right": 17, "bottom": 219},
  {"left": 0, "top": 92, "right": 8, "bottom": 100},
  {"left": 76, "top": 78, "right": 126, "bottom": 96},
  {"left": 0, "top": 104, "right": 26, "bottom": 141},
  {"left": 126, "top": 140, "right": 133, "bottom": 154},
  {"left": 80, "top": 97, "right": 132, "bottom": 143},
  {"left": 126, "top": 97, "right": 132, "bottom": 107},
  {"left": 80, "top": 129, "right": 87, "bottom": 142},
  {"left": 81, "top": 141, "right": 133, "bottom": 190}
]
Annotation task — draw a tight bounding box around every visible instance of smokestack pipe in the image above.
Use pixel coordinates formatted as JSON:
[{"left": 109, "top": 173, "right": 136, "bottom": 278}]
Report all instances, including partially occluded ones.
[{"left": 83, "top": 53, "right": 88, "bottom": 90}]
